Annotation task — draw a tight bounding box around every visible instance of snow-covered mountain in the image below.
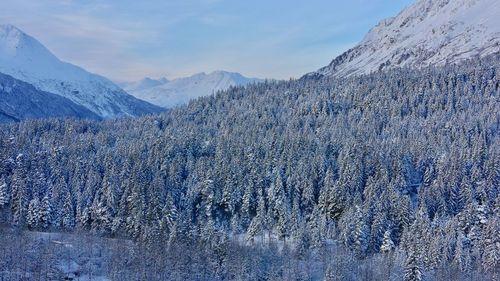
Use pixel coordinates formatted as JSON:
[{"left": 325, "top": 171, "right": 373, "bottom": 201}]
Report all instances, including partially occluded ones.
[
  {"left": 311, "top": 0, "right": 500, "bottom": 78},
  {"left": 0, "top": 73, "right": 100, "bottom": 122},
  {"left": 123, "top": 71, "right": 261, "bottom": 108},
  {"left": 0, "top": 24, "right": 164, "bottom": 118},
  {"left": 118, "top": 77, "right": 169, "bottom": 93}
]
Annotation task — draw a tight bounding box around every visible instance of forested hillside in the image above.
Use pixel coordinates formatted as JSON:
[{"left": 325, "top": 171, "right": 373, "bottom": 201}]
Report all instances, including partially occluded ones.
[{"left": 0, "top": 55, "right": 499, "bottom": 280}]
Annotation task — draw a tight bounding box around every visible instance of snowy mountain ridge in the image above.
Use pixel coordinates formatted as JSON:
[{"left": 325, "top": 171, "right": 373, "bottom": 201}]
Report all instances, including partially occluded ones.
[
  {"left": 311, "top": 0, "right": 500, "bottom": 78},
  {"left": 123, "top": 71, "right": 262, "bottom": 108},
  {"left": 0, "top": 24, "right": 163, "bottom": 118}
]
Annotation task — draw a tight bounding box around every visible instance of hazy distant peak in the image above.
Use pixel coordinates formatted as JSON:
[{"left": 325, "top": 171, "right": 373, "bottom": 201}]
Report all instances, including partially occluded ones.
[{"left": 124, "top": 70, "right": 262, "bottom": 108}]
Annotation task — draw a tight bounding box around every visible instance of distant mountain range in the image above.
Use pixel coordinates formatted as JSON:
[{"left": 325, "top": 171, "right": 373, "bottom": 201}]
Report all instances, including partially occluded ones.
[
  {"left": 0, "top": 24, "right": 164, "bottom": 121},
  {"left": 120, "top": 71, "right": 262, "bottom": 108},
  {"left": 309, "top": 0, "right": 500, "bottom": 78}
]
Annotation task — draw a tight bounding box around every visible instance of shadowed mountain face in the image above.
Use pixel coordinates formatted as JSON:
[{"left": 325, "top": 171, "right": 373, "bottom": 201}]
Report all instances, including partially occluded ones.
[
  {"left": 0, "top": 72, "right": 100, "bottom": 122},
  {"left": 0, "top": 24, "right": 164, "bottom": 119},
  {"left": 309, "top": 0, "right": 500, "bottom": 78}
]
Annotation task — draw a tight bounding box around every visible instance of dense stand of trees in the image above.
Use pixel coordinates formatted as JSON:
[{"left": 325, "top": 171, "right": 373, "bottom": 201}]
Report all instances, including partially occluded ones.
[{"left": 0, "top": 55, "right": 499, "bottom": 280}]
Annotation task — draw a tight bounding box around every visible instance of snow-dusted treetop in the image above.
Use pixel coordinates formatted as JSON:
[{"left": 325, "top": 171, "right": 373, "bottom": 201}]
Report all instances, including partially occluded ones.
[
  {"left": 0, "top": 24, "right": 163, "bottom": 118},
  {"left": 311, "top": 0, "right": 500, "bottom": 78},
  {"left": 123, "top": 71, "right": 261, "bottom": 109}
]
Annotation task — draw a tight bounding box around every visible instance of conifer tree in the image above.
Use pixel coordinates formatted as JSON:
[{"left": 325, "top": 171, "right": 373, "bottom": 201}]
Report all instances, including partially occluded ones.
[
  {"left": 27, "top": 198, "right": 41, "bottom": 229},
  {"left": 381, "top": 230, "right": 395, "bottom": 254},
  {"left": 0, "top": 176, "right": 8, "bottom": 208},
  {"left": 404, "top": 250, "right": 422, "bottom": 281}
]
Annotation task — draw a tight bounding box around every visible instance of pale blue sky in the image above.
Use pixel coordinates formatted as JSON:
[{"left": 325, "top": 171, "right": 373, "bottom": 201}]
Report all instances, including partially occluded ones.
[{"left": 0, "top": 0, "right": 414, "bottom": 81}]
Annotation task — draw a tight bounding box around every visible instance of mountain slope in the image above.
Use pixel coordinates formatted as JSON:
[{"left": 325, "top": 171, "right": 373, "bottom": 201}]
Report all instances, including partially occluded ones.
[
  {"left": 311, "top": 0, "right": 500, "bottom": 78},
  {"left": 0, "top": 24, "right": 164, "bottom": 118},
  {"left": 124, "top": 71, "right": 261, "bottom": 108},
  {"left": 0, "top": 72, "right": 100, "bottom": 122}
]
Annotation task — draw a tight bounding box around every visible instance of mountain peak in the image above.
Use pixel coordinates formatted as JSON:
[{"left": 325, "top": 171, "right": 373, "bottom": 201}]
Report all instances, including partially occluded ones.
[
  {"left": 0, "top": 24, "right": 24, "bottom": 38},
  {"left": 312, "top": 0, "right": 500, "bottom": 78},
  {"left": 0, "top": 24, "right": 23, "bottom": 38},
  {"left": 124, "top": 70, "right": 262, "bottom": 108},
  {"left": 0, "top": 24, "right": 47, "bottom": 57},
  {"left": 0, "top": 24, "right": 163, "bottom": 118},
  {"left": 0, "top": 24, "right": 62, "bottom": 74}
]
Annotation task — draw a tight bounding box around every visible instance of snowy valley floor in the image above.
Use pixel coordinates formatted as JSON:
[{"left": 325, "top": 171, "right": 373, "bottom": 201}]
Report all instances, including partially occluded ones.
[{"left": 0, "top": 226, "right": 494, "bottom": 281}]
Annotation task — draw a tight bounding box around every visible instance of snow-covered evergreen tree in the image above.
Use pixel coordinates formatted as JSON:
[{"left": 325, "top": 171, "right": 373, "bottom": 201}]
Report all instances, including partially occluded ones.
[
  {"left": 381, "top": 230, "right": 395, "bottom": 254},
  {"left": 404, "top": 250, "right": 422, "bottom": 281},
  {"left": 27, "top": 198, "right": 41, "bottom": 229},
  {"left": 40, "top": 195, "right": 52, "bottom": 229},
  {"left": 0, "top": 176, "right": 8, "bottom": 208}
]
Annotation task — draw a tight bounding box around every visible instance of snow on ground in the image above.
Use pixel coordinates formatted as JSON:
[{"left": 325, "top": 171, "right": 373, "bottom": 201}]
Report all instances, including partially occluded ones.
[{"left": 12, "top": 230, "right": 130, "bottom": 281}]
